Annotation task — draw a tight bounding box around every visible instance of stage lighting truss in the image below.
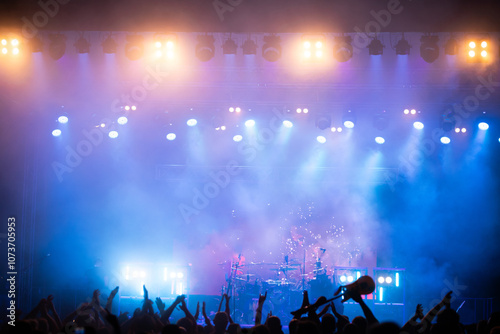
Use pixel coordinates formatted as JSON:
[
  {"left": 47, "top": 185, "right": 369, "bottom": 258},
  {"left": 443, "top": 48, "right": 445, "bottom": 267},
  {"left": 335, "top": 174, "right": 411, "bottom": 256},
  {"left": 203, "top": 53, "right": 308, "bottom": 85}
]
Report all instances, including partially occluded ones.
[
  {"left": 395, "top": 33, "right": 411, "bottom": 55},
  {"left": 368, "top": 37, "right": 384, "bottom": 55},
  {"left": 48, "top": 34, "right": 66, "bottom": 60},
  {"left": 196, "top": 34, "right": 215, "bottom": 62},
  {"left": 373, "top": 268, "right": 405, "bottom": 304},
  {"left": 120, "top": 264, "right": 190, "bottom": 297},
  {"left": 74, "top": 34, "right": 90, "bottom": 54},
  {"left": 222, "top": 35, "right": 238, "bottom": 55},
  {"left": 154, "top": 33, "right": 177, "bottom": 59},
  {"left": 467, "top": 35, "right": 489, "bottom": 62},
  {"left": 333, "top": 267, "right": 370, "bottom": 301},
  {"left": 242, "top": 37, "right": 257, "bottom": 55},
  {"left": 125, "top": 34, "right": 144, "bottom": 60},
  {"left": 333, "top": 35, "right": 353, "bottom": 62},
  {"left": 301, "top": 34, "right": 325, "bottom": 60},
  {"left": 420, "top": 34, "right": 439, "bottom": 63},
  {"left": 262, "top": 35, "right": 281, "bottom": 62},
  {"left": 102, "top": 34, "right": 117, "bottom": 54},
  {"left": 0, "top": 35, "right": 21, "bottom": 56}
]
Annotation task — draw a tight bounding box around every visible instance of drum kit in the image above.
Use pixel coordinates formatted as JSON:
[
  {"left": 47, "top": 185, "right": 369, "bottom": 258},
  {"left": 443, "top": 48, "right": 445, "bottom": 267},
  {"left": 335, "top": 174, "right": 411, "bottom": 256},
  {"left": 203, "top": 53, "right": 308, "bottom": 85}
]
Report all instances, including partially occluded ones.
[{"left": 217, "top": 252, "right": 336, "bottom": 323}]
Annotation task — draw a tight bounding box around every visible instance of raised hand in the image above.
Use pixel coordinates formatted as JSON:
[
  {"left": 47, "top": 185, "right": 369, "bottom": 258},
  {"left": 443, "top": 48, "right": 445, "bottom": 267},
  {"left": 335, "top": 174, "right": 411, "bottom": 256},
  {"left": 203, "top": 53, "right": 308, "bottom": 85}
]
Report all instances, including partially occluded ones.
[
  {"left": 109, "top": 286, "right": 119, "bottom": 300},
  {"left": 415, "top": 304, "right": 424, "bottom": 319},
  {"left": 92, "top": 289, "right": 101, "bottom": 307},
  {"left": 258, "top": 291, "right": 267, "bottom": 306},
  {"left": 156, "top": 297, "right": 166, "bottom": 313},
  {"left": 143, "top": 285, "right": 149, "bottom": 301},
  {"left": 442, "top": 291, "right": 452, "bottom": 308}
]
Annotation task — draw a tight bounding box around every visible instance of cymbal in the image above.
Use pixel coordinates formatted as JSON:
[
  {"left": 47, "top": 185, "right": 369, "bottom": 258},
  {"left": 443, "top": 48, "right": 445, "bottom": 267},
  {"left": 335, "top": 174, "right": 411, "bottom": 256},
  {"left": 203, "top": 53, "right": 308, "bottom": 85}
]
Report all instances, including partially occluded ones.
[{"left": 270, "top": 267, "right": 298, "bottom": 272}]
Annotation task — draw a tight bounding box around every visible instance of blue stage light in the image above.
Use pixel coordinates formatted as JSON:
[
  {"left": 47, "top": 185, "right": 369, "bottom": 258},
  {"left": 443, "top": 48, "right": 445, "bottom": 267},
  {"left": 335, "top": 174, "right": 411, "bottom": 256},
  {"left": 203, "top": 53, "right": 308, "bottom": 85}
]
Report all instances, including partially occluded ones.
[
  {"left": 283, "top": 120, "right": 293, "bottom": 128},
  {"left": 413, "top": 121, "right": 424, "bottom": 130},
  {"left": 52, "top": 129, "right": 61, "bottom": 137},
  {"left": 166, "top": 133, "right": 176, "bottom": 140},
  {"left": 58, "top": 116, "right": 68, "bottom": 124},
  {"left": 108, "top": 130, "right": 119, "bottom": 138},
  {"left": 233, "top": 135, "right": 243, "bottom": 142},
  {"left": 245, "top": 119, "right": 255, "bottom": 127},
  {"left": 187, "top": 119, "right": 197, "bottom": 126},
  {"left": 375, "top": 136, "right": 385, "bottom": 144},
  {"left": 117, "top": 116, "right": 128, "bottom": 125},
  {"left": 440, "top": 136, "right": 450, "bottom": 144},
  {"left": 478, "top": 122, "right": 489, "bottom": 130},
  {"left": 344, "top": 121, "right": 354, "bottom": 129},
  {"left": 317, "top": 136, "right": 326, "bottom": 143}
]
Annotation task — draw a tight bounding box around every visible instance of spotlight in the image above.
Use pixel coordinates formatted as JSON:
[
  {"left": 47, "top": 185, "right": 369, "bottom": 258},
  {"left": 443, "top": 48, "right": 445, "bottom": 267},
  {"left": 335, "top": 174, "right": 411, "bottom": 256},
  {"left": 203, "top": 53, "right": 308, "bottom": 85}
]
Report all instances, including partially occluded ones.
[
  {"left": 262, "top": 35, "right": 281, "bottom": 62},
  {"left": 342, "top": 110, "right": 356, "bottom": 128},
  {"left": 242, "top": 37, "right": 257, "bottom": 55},
  {"left": 233, "top": 135, "right": 243, "bottom": 142},
  {"left": 478, "top": 122, "right": 489, "bottom": 130},
  {"left": 337, "top": 127, "right": 342, "bottom": 132},
  {"left": 196, "top": 35, "right": 215, "bottom": 61},
  {"left": 375, "top": 137, "right": 385, "bottom": 144},
  {"left": 378, "top": 276, "right": 385, "bottom": 284},
  {"left": 245, "top": 119, "right": 255, "bottom": 127},
  {"left": 340, "top": 275, "right": 347, "bottom": 283},
  {"left": 52, "top": 129, "right": 61, "bottom": 137},
  {"left": 444, "top": 37, "right": 458, "bottom": 55},
  {"left": 403, "top": 109, "right": 409, "bottom": 115},
  {"left": 283, "top": 120, "right": 293, "bottom": 128},
  {"left": 187, "top": 119, "right": 197, "bottom": 126},
  {"left": 410, "top": 109, "right": 417, "bottom": 115},
  {"left": 125, "top": 35, "right": 144, "bottom": 60},
  {"left": 386, "top": 277, "right": 393, "bottom": 284},
  {"left": 461, "top": 128, "right": 466, "bottom": 133},
  {"left": 413, "top": 121, "right": 424, "bottom": 130},
  {"left": 108, "top": 130, "right": 119, "bottom": 138},
  {"left": 347, "top": 275, "right": 354, "bottom": 282},
  {"left": 420, "top": 35, "right": 439, "bottom": 63},
  {"left": 395, "top": 34, "right": 411, "bottom": 55},
  {"left": 303, "top": 108, "right": 309, "bottom": 114},
  {"left": 467, "top": 38, "right": 488, "bottom": 61},
  {"left": 74, "top": 35, "right": 90, "bottom": 54},
  {"left": 153, "top": 33, "right": 176, "bottom": 58},
  {"left": 333, "top": 35, "right": 353, "bottom": 62},
  {"left": 316, "top": 136, "right": 326, "bottom": 144},
  {"left": 222, "top": 37, "right": 238, "bottom": 55},
  {"left": 58, "top": 116, "right": 68, "bottom": 124},
  {"left": 117, "top": 116, "right": 128, "bottom": 125},
  {"left": 440, "top": 136, "right": 451, "bottom": 144},
  {"left": 316, "top": 114, "right": 331, "bottom": 130},
  {"left": 166, "top": 133, "right": 176, "bottom": 140},
  {"left": 48, "top": 34, "right": 66, "bottom": 60},
  {"left": 368, "top": 38, "right": 384, "bottom": 55},
  {"left": 102, "top": 35, "right": 117, "bottom": 54},
  {"left": 302, "top": 35, "right": 324, "bottom": 59}
]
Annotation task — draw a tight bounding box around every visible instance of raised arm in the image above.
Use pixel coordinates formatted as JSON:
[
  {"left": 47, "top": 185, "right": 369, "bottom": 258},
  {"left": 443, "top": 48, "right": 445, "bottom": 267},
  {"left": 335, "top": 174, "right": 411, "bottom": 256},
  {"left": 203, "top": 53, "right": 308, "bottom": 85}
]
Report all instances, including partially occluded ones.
[
  {"left": 419, "top": 291, "right": 452, "bottom": 334},
  {"left": 349, "top": 291, "right": 379, "bottom": 326},
  {"left": 106, "top": 287, "right": 119, "bottom": 312},
  {"left": 401, "top": 304, "right": 424, "bottom": 333},
  {"left": 224, "top": 294, "right": 234, "bottom": 324},
  {"left": 161, "top": 295, "right": 185, "bottom": 324},
  {"left": 47, "top": 295, "right": 63, "bottom": 330},
  {"left": 255, "top": 291, "right": 267, "bottom": 326}
]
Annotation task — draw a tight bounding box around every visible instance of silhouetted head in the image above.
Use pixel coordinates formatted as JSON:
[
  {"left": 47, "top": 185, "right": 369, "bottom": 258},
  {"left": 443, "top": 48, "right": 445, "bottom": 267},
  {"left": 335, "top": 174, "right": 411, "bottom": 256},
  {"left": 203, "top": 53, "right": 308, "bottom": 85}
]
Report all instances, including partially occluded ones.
[
  {"left": 265, "top": 316, "right": 283, "bottom": 334},
  {"left": 162, "top": 324, "right": 184, "bottom": 334},
  {"left": 288, "top": 318, "right": 299, "bottom": 334},
  {"left": 342, "top": 323, "right": 358, "bottom": 334},
  {"left": 321, "top": 313, "right": 336, "bottom": 334},
  {"left": 228, "top": 323, "right": 242, "bottom": 334},
  {"left": 214, "top": 312, "right": 229, "bottom": 332},
  {"left": 352, "top": 316, "right": 367, "bottom": 334},
  {"left": 253, "top": 324, "right": 271, "bottom": 334},
  {"left": 177, "top": 317, "right": 194, "bottom": 334}
]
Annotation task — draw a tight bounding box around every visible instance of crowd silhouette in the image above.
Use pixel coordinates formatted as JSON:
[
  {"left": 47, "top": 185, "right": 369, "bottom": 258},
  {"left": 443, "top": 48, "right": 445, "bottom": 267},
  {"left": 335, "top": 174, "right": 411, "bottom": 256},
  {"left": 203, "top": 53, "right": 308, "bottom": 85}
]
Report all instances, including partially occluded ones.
[{"left": 3, "top": 285, "right": 500, "bottom": 334}]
